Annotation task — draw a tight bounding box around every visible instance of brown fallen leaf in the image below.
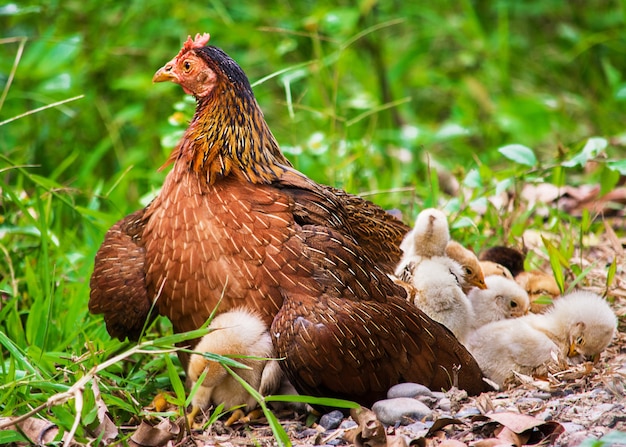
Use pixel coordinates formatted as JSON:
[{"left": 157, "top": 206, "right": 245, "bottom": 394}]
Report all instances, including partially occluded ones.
[
  {"left": 0, "top": 416, "right": 60, "bottom": 444},
  {"left": 472, "top": 438, "right": 515, "bottom": 447},
  {"left": 344, "top": 406, "right": 409, "bottom": 447},
  {"left": 91, "top": 378, "right": 119, "bottom": 443},
  {"left": 485, "top": 412, "right": 564, "bottom": 445},
  {"left": 129, "top": 418, "right": 180, "bottom": 447}
]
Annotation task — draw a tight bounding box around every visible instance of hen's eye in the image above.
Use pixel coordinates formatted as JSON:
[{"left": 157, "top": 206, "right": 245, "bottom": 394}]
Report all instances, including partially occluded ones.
[
  {"left": 576, "top": 336, "right": 584, "bottom": 345},
  {"left": 183, "top": 61, "right": 192, "bottom": 71}
]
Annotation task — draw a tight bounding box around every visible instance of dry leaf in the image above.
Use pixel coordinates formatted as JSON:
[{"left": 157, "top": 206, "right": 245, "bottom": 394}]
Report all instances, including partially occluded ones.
[
  {"left": 92, "top": 378, "right": 119, "bottom": 443},
  {"left": 472, "top": 438, "right": 515, "bottom": 447},
  {"left": 351, "top": 406, "right": 387, "bottom": 447},
  {"left": 0, "top": 416, "right": 60, "bottom": 444},
  {"left": 485, "top": 412, "right": 564, "bottom": 445},
  {"left": 424, "top": 418, "right": 465, "bottom": 438},
  {"left": 437, "top": 440, "right": 468, "bottom": 447},
  {"left": 129, "top": 419, "right": 180, "bottom": 447}
]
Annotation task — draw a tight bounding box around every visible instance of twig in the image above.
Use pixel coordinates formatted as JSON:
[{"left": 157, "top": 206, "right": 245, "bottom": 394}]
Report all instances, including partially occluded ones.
[{"left": 0, "top": 343, "right": 179, "bottom": 432}]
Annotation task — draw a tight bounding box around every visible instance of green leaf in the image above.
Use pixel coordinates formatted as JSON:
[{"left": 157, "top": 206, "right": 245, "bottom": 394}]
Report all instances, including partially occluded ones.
[
  {"left": 498, "top": 144, "right": 537, "bottom": 166},
  {"left": 562, "top": 137, "right": 608, "bottom": 167},
  {"left": 607, "top": 159, "right": 626, "bottom": 175},
  {"left": 542, "top": 236, "right": 565, "bottom": 294},
  {"left": 606, "top": 257, "right": 617, "bottom": 292},
  {"left": 265, "top": 394, "right": 360, "bottom": 409}
]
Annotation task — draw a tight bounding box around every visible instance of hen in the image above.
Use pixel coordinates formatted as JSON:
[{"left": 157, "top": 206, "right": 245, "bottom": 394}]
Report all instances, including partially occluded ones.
[{"left": 89, "top": 33, "right": 490, "bottom": 406}]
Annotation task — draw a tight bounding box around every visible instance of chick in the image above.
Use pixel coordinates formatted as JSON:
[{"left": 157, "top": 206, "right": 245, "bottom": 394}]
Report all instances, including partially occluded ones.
[
  {"left": 479, "top": 260, "right": 514, "bottom": 279},
  {"left": 465, "top": 291, "right": 617, "bottom": 387},
  {"left": 479, "top": 246, "right": 525, "bottom": 277},
  {"left": 412, "top": 256, "right": 473, "bottom": 343},
  {"left": 515, "top": 270, "right": 561, "bottom": 313},
  {"left": 446, "top": 241, "right": 487, "bottom": 293},
  {"left": 467, "top": 275, "right": 530, "bottom": 330},
  {"left": 187, "top": 308, "right": 282, "bottom": 426},
  {"left": 395, "top": 208, "right": 450, "bottom": 281}
]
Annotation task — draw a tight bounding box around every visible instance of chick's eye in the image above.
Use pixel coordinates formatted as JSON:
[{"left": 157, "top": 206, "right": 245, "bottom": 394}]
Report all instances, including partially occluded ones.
[
  {"left": 576, "top": 336, "right": 584, "bottom": 345},
  {"left": 510, "top": 301, "right": 518, "bottom": 308},
  {"left": 465, "top": 267, "right": 473, "bottom": 275}
]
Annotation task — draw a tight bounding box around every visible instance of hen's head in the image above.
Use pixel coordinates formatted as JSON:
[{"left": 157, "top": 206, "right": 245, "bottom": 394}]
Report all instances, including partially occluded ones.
[{"left": 153, "top": 33, "right": 252, "bottom": 99}]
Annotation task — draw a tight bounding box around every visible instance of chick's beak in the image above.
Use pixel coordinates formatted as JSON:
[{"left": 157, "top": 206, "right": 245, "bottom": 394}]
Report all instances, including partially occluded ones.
[
  {"left": 153, "top": 61, "right": 177, "bottom": 83},
  {"left": 568, "top": 342, "right": 578, "bottom": 358}
]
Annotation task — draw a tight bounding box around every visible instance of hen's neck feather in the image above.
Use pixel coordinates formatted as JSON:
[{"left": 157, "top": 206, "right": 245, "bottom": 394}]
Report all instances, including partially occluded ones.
[{"left": 167, "top": 82, "right": 291, "bottom": 185}]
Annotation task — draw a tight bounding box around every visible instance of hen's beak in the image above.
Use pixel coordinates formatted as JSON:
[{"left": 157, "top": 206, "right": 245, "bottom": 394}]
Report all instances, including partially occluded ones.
[{"left": 153, "top": 61, "right": 177, "bottom": 83}]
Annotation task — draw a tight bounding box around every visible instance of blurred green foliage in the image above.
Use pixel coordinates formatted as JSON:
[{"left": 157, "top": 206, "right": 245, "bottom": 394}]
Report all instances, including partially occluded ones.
[
  {"left": 1, "top": 1, "right": 625, "bottom": 441},
  {"left": 2, "top": 1, "right": 626, "bottom": 212}
]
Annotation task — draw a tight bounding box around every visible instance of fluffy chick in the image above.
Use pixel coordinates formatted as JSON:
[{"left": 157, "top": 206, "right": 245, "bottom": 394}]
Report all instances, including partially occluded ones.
[
  {"left": 395, "top": 208, "right": 450, "bottom": 281},
  {"left": 479, "top": 246, "right": 526, "bottom": 277},
  {"left": 515, "top": 270, "right": 561, "bottom": 313},
  {"left": 479, "top": 260, "right": 514, "bottom": 279},
  {"left": 465, "top": 291, "right": 617, "bottom": 387},
  {"left": 412, "top": 256, "right": 473, "bottom": 343},
  {"left": 446, "top": 241, "right": 487, "bottom": 293},
  {"left": 187, "top": 308, "right": 282, "bottom": 425},
  {"left": 467, "top": 275, "right": 530, "bottom": 330}
]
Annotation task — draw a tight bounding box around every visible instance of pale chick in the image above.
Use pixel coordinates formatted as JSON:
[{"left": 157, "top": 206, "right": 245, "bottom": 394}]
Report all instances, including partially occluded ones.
[
  {"left": 446, "top": 241, "right": 487, "bottom": 293},
  {"left": 515, "top": 270, "right": 561, "bottom": 313},
  {"left": 395, "top": 208, "right": 450, "bottom": 281},
  {"left": 412, "top": 256, "right": 473, "bottom": 343},
  {"left": 187, "top": 308, "right": 282, "bottom": 426},
  {"left": 467, "top": 275, "right": 530, "bottom": 330},
  {"left": 479, "top": 260, "right": 514, "bottom": 279},
  {"left": 465, "top": 291, "right": 617, "bottom": 388}
]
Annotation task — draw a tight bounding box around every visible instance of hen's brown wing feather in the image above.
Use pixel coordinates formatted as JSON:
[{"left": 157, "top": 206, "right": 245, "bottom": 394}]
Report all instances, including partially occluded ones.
[
  {"left": 277, "top": 169, "right": 410, "bottom": 270},
  {"left": 272, "top": 225, "right": 490, "bottom": 408},
  {"left": 89, "top": 209, "right": 153, "bottom": 340}
]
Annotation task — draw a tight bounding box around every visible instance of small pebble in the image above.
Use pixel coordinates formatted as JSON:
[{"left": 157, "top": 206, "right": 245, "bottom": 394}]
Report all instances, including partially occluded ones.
[
  {"left": 295, "top": 428, "right": 320, "bottom": 439},
  {"left": 516, "top": 397, "right": 545, "bottom": 406},
  {"left": 339, "top": 419, "right": 358, "bottom": 430},
  {"left": 531, "top": 391, "right": 552, "bottom": 400},
  {"left": 455, "top": 407, "right": 481, "bottom": 418},
  {"left": 387, "top": 382, "right": 434, "bottom": 399},
  {"left": 402, "top": 421, "right": 430, "bottom": 437},
  {"left": 536, "top": 410, "right": 553, "bottom": 421},
  {"left": 437, "top": 397, "right": 451, "bottom": 412},
  {"left": 372, "top": 397, "right": 433, "bottom": 425},
  {"left": 589, "top": 403, "right": 616, "bottom": 421},
  {"left": 561, "top": 422, "right": 585, "bottom": 433},
  {"left": 319, "top": 410, "right": 344, "bottom": 430}
]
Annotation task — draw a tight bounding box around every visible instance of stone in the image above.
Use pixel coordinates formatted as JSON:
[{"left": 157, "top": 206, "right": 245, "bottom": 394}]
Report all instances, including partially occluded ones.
[
  {"left": 318, "top": 410, "right": 344, "bottom": 430},
  {"left": 387, "top": 383, "right": 434, "bottom": 399},
  {"left": 372, "top": 397, "right": 433, "bottom": 425}
]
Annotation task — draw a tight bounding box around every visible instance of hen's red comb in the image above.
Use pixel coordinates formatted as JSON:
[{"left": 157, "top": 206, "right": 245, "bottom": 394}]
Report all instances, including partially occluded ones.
[{"left": 177, "top": 33, "right": 211, "bottom": 58}]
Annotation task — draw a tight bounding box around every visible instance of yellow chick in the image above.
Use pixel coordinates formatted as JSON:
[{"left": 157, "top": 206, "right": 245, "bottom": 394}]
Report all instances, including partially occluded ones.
[
  {"left": 467, "top": 275, "right": 530, "bottom": 330},
  {"left": 395, "top": 208, "right": 450, "bottom": 281},
  {"left": 465, "top": 291, "right": 617, "bottom": 387},
  {"left": 412, "top": 256, "right": 473, "bottom": 343},
  {"left": 187, "top": 308, "right": 282, "bottom": 426},
  {"left": 479, "top": 260, "right": 514, "bottom": 279},
  {"left": 515, "top": 270, "right": 561, "bottom": 313},
  {"left": 446, "top": 241, "right": 487, "bottom": 293}
]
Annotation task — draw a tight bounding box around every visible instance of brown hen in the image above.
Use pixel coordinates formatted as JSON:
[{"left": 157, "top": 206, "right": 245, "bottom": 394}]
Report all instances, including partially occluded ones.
[{"left": 89, "top": 33, "right": 490, "bottom": 406}]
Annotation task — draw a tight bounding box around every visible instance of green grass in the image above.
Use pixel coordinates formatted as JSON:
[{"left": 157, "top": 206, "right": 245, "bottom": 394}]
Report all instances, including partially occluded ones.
[{"left": 1, "top": 1, "right": 625, "bottom": 445}]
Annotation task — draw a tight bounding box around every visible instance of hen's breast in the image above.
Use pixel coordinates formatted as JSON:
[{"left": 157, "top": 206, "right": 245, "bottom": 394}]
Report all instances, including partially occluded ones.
[{"left": 142, "top": 171, "right": 312, "bottom": 333}]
